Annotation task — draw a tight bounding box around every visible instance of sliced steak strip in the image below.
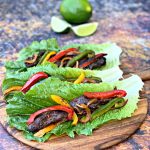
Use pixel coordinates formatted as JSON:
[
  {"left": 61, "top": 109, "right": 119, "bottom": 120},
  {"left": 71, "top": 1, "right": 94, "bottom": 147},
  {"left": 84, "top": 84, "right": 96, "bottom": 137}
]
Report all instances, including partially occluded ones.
[
  {"left": 28, "top": 110, "right": 67, "bottom": 132},
  {"left": 25, "top": 50, "right": 46, "bottom": 67}
]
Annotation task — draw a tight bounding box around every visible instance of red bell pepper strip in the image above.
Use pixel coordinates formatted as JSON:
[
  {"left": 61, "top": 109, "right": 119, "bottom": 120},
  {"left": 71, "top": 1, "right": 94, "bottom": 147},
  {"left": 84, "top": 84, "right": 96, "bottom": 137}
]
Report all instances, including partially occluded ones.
[
  {"left": 80, "top": 53, "right": 107, "bottom": 69},
  {"left": 27, "top": 105, "right": 74, "bottom": 125},
  {"left": 21, "top": 72, "right": 48, "bottom": 93},
  {"left": 49, "top": 48, "right": 77, "bottom": 62},
  {"left": 84, "top": 90, "right": 127, "bottom": 99}
]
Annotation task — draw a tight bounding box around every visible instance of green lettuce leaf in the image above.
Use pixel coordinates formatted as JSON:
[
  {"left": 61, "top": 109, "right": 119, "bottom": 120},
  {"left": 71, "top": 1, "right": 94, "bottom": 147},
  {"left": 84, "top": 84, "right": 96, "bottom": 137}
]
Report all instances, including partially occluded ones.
[
  {"left": 25, "top": 77, "right": 114, "bottom": 103},
  {"left": 18, "top": 38, "right": 59, "bottom": 61},
  {"left": 2, "top": 78, "right": 26, "bottom": 92},
  {"left": 6, "top": 92, "right": 43, "bottom": 115},
  {"left": 5, "top": 62, "right": 123, "bottom": 82},
  {"left": 7, "top": 75, "right": 144, "bottom": 142},
  {"left": 2, "top": 78, "right": 26, "bottom": 102},
  {"left": 5, "top": 61, "right": 26, "bottom": 70},
  {"left": 8, "top": 115, "right": 29, "bottom": 131},
  {"left": 5, "top": 61, "right": 27, "bottom": 75}
]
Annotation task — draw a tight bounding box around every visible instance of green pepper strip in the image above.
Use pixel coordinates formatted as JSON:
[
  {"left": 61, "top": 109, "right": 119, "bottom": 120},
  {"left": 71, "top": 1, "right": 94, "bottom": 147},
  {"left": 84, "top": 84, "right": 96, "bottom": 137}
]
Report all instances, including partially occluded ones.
[
  {"left": 88, "top": 76, "right": 102, "bottom": 83},
  {"left": 37, "top": 51, "right": 50, "bottom": 65},
  {"left": 66, "top": 50, "right": 94, "bottom": 67},
  {"left": 91, "top": 98, "right": 126, "bottom": 120}
]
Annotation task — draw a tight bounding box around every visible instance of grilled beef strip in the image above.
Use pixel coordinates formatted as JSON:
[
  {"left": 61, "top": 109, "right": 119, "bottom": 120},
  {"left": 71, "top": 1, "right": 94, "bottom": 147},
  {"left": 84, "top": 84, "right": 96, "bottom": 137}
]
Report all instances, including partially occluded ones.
[
  {"left": 78, "top": 56, "right": 106, "bottom": 69},
  {"left": 28, "top": 110, "right": 67, "bottom": 132},
  {"left": 25, "top": 50, "right": 46, "bottom": 67},
  {"left": 86, "top": 57, "right": 106, "bottom": 70},
  {"left": 70, "top": 96, "right": 111, "bottom": 115}
]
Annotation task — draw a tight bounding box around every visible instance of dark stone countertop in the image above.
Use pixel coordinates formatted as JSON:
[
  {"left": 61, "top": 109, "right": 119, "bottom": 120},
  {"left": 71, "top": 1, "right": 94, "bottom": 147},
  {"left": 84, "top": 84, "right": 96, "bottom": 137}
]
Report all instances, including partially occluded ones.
[{"left": 0, "top": 0, "right": 150, "bottom": 149}]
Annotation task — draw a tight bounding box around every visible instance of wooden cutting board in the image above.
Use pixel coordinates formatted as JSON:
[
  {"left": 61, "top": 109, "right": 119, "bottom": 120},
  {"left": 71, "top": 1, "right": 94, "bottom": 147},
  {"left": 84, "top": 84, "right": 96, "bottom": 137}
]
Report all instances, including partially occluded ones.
[
  {"left": 0, "top": 69, "right": 149, "bottom": 149},
  {"left": 0, "top": 98, "right": 148, "bottom": 150}
]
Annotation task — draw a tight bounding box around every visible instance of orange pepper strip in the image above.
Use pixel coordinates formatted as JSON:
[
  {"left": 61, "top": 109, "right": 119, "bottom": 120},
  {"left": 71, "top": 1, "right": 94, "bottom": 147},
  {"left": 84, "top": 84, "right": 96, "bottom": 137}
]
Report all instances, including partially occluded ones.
[
  {"left": 34, "top": 123, "right": 57, "bottom": 137},
  {"left": 25, "top": 54, "right": 38, "bottom": 64},
  {"left": 60, "top": 57, "right": 72, "bottom": 67},
  {"left": 51, "top": 95, "right": 78, "bottom": 125},
  {"left": 3, "top": 86, "right": 22, "bottom": 95}
]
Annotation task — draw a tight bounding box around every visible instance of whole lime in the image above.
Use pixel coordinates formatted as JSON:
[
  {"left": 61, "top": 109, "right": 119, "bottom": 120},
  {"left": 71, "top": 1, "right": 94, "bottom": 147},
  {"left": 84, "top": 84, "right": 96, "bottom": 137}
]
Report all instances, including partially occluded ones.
[{"left": 60, "top": 0, "right": 93, "bottom": 24}]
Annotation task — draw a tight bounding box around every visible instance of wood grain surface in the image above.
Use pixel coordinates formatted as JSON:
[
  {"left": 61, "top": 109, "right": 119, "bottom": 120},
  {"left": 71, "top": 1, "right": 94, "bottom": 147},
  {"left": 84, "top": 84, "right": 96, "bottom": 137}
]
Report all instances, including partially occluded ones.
[
  {"left": 0, "top": 99, "right": 148, "bottom": 150},
  {"left": 0, "top": 0, "right": 150, "bottom": 149}
]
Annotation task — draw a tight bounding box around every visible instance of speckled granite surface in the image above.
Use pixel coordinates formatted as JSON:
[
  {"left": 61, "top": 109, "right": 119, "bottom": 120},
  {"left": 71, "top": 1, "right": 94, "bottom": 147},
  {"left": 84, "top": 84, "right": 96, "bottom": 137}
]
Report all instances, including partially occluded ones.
[{"left": 0, "top": 0, "right": 150, "bottom": 149}]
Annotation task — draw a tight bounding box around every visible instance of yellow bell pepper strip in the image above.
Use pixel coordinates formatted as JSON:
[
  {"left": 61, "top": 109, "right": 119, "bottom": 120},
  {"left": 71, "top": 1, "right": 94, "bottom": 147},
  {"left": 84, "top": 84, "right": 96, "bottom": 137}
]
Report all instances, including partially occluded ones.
[
  {"left": 3, "top": 86, "right": 22, "bottom": 95},
  {"left": 74, "top": 72, "right": 85, "bottom": 84},
  {"left": 42, "top": 51, "right": 56, "bottom": 64},
  {"left": 51, "top": 95, "right": 70, "bottom": 106},
  {"left": 37, "top": 51, "right": 49, "bottom": 65},
  {"left": 72, "top": 113, "right": 78, "bottom": 125},
  {"left": 34, "top": 123, "right": 57, "bottom": 138},
  {"left": 51, "top": 95, "right": 78, "bottom": 125}
]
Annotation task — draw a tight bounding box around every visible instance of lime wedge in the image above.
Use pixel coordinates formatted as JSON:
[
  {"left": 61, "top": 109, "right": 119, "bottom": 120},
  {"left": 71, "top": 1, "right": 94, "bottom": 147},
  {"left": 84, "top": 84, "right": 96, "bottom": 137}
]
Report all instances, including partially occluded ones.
[
  {"left": 51, "top": 16, "right": 72, "bottom": 33},
  {"left": 72, "top": 22, "right": 98, "bottom": 37}
]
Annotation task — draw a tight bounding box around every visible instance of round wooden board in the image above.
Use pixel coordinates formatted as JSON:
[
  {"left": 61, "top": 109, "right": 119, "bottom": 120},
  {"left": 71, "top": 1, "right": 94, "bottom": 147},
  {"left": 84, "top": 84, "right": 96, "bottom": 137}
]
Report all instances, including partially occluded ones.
[{"left": 0, "top": 99, "right": 148, "bottom": 150}]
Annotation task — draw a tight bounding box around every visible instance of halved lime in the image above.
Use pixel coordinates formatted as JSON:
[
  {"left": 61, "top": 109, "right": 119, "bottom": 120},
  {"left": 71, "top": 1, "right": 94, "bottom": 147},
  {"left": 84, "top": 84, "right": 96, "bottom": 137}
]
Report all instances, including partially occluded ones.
[
  {"left": 51, "top": 16, "right": 72, "bottom": 33},
  {"left": 72, "top": 22, "right": 98, "bottom": 37}
]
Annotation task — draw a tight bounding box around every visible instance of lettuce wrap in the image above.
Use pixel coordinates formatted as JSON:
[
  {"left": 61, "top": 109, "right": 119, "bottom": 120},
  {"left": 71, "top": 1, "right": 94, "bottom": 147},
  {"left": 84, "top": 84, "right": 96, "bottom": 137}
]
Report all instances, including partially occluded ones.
[
  {"left": 6, "top": 75, "right": 143, "bottom": 142},
  {"left": 5, "top": 38, "right": 122, "bottom": 75},
  {"left": 2, "top": 62, "right": 123, "bottom": 102}
]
